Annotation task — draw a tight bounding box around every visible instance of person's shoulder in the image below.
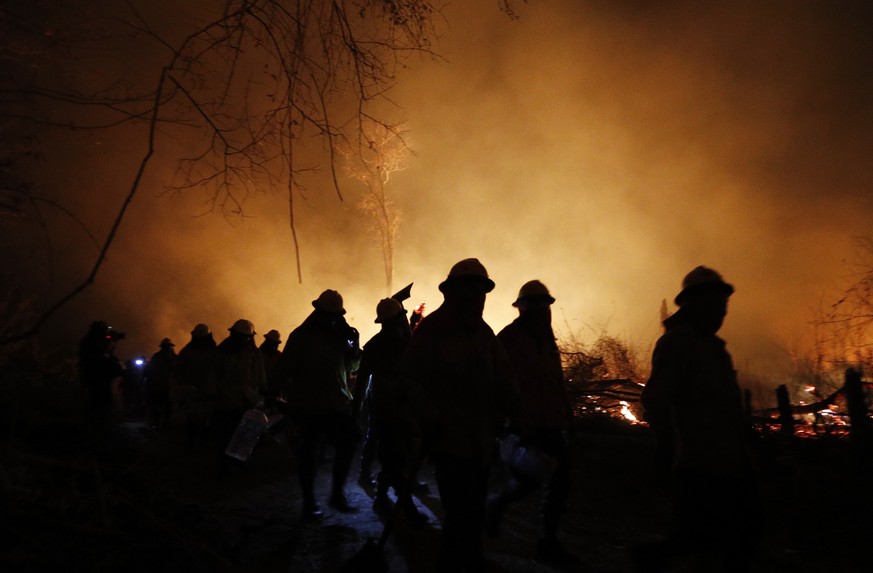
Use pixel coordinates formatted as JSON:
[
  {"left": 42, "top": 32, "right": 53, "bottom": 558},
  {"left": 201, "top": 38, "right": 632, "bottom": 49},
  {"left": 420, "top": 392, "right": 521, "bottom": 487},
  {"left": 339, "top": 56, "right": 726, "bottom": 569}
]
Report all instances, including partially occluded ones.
[{"left": 496, "top": 317, "right": 522, "bottom": 340}]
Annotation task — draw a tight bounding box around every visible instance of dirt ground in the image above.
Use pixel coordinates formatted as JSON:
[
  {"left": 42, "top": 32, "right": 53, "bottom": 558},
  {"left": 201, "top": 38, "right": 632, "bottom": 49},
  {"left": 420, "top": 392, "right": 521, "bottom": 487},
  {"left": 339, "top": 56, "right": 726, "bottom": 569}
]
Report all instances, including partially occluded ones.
[{"left": 4, "top": 414, "right": 872, "bottom": 573}]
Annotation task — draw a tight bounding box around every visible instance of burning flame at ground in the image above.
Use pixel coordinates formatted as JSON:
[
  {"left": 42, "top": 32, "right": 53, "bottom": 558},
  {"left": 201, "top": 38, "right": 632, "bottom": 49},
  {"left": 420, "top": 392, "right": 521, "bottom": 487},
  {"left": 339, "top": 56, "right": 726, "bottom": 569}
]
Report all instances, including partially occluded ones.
[{"left": 620, "top": 401, "right": 639, "bottom": 424}]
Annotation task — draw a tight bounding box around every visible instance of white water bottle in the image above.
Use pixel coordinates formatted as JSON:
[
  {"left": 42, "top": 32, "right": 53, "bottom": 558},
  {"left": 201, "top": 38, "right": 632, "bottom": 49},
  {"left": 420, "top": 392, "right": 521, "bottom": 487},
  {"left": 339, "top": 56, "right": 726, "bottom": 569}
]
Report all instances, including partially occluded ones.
[{"left": 225, "top": 409, "right": 269, "bottom": 461}]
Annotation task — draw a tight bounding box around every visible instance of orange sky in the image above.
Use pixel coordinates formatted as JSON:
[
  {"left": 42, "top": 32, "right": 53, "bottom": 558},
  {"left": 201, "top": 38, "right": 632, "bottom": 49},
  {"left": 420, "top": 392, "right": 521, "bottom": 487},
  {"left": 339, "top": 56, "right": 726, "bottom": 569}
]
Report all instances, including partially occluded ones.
[{"left": 5, "top": 1, "right": 873, "bottom": 397}]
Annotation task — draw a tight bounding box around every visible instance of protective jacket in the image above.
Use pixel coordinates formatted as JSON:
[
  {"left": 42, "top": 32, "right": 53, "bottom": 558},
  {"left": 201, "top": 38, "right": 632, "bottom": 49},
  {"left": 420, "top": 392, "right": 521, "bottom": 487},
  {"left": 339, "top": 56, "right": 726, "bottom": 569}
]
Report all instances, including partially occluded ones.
[
  {"left": 176, "top": 336, "right": 218, "bottom": 397},
  {"left": 215, "top": 336, "right": 266, "bottom": 411},
  {"left": 355, "top": 329, "right": 410, "bottom": 428},
  {"left": 497, "top": 317, "right": 572, "bottom": 431},
  {"left": 400, "top": 304, "right": 521, "bottom": 463},
  {"left": 641, "top": 312, "right": 753, "bottom": 477},
  {"left": 276, "top": 311, "right": 362, "bottom": 416}
]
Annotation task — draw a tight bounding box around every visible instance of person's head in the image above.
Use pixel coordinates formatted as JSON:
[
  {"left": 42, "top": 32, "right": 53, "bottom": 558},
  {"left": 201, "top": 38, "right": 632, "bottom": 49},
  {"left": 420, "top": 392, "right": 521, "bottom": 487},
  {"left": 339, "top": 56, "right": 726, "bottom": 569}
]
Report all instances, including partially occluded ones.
[
  {"left": 228, "top": 319, "right": 256, "bottom": 340},
  {"left": 312, "top": 289, "right": 346, "bottom": 324},
  {"left": 674, "top": 266, "right": 734, "bottom": 334},
  {"left": 191, "top": 323, "right": 211, "bottom": 338},
  {"left": 438, "top": 258, "right": 495, "bottom": 318},
  {"left": 374, "top": 297, "right": 411, "bottom": 336},
  {"left": 513, "top": 280, "right": 555, "bottom": 330},
  {"left": 159, "top": 337, "right": 175, "bottom": 351},
  {"left": 263, "top": 329, "right": 282, "bottom": 346}
]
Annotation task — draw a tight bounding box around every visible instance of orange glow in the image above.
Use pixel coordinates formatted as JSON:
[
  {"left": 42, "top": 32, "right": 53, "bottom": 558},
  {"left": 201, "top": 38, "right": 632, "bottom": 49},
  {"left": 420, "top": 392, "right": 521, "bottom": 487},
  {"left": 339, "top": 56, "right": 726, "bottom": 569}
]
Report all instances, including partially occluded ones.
[{"left": 2, "top": 0, "right": 871, "bottom": 394}]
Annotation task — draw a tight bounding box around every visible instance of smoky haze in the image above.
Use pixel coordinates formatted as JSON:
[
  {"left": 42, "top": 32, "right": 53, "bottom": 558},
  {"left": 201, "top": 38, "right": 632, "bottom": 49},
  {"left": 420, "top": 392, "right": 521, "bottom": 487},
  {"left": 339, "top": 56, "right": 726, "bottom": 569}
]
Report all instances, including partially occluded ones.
[{"left": 6, "top": 1, "right": 873, "bottom": 395}]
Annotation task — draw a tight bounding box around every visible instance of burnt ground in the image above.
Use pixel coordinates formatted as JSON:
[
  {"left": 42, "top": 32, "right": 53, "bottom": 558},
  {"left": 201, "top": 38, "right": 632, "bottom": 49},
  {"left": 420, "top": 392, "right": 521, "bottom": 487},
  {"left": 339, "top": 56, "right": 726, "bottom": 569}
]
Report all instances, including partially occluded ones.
[{"left": 4, "top": 413, "right": 873, "bottom": 573}]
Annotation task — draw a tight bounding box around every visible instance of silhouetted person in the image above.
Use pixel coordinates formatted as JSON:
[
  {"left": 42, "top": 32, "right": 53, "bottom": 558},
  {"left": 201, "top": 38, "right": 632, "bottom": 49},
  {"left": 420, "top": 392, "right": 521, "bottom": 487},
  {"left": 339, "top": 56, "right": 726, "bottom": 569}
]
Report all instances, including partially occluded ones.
[
  {"left": 77, "top": 321, "right": 125, "bottom": 433},
  {"left": 487, "top": 280, "right": 578, "bottom": 570},
  {"left": 354, "top": 283, "right": 415, "bottom": 489},
  {"left": 144, "top": 337, "right": 177, "bottom": 430},
  {"left": 399, "top": 259, "right": 521, "bottom": 572},
  {"left": 259, "top": 329, "right": 283, "bottom": 383},
  {"left": 274, "top": 289, "right": 362, "bottom": 519},
  {"left": 353, "top": 296, "right": 426, "bottom": 524},
  {"left": 176, "top": 323, "right": 219, "bottom": 448},
  {"left": 634, "top": 266, "right": 759, "bottom": 573},
  {"left": 214, "top": 319, "right": 267, "bottom": 472}
]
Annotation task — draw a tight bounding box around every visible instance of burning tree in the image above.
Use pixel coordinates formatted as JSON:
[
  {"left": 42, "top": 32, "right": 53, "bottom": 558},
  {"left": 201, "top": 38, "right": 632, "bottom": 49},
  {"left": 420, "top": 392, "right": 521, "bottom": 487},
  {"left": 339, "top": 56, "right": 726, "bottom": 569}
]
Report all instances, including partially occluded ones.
[{"left": 337, "top": 119, "right": 410, "bottom": 295}]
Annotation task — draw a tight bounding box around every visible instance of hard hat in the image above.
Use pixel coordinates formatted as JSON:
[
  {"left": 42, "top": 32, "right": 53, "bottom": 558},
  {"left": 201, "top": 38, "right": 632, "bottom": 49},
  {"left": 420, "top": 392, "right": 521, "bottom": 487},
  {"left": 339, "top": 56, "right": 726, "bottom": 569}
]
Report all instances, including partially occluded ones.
[
  {"left": 159, "top": 337, "right": 175, "bottom": 347},
  {"left": 438, "top": 258, "right": 495, "bottom": 294},
  {"left": 312, "top": 289, "right": 346, "bottom": 314},
  {"left": 512, "top": 280, "right": 555, "bottom": 307},
  {"left": 674, "top": 266, "right": 734, "bottom": 306},
  {"left": 264, "top": 329, "right": 282, "bottom": 343},
  {"left": 375, "top": 297, "right": 405, "bottom": 323},
  {"left": 229, "top": 319, "right": 256, "bottom": 336},
  {"left": 191, "top": 323, "right": 210, "bottom": 337}
]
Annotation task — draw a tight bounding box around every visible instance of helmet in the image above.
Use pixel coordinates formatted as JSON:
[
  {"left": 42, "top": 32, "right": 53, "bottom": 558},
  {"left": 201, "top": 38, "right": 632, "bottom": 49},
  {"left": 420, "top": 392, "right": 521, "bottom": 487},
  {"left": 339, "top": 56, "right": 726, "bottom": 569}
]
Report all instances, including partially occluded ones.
[
  {"left": 159, "top": 337, "right": 175, "bottom": 348},
  {"left": 512, "top": 280, "right": 555, "bottom": 307},
  {"left": 438, "top": 258, "right": 495, "bottom": 294},
  {"left": 191, "top": 323, "right": 211, "bottom": 337},
  {"left": 229, "top": 319, "right": 256, "bottom": 336},
  {"left": 674, "top": 266, "right": 734, "bottom": 306},
  {"left": 375, "top": 297, "right": 405, "bottom": 323},
  {"left": 264, "top": 329, "right": 282, "bottom": 343},
  {"left": 312, "top": 289, "right": 346, "bottom": 314}
]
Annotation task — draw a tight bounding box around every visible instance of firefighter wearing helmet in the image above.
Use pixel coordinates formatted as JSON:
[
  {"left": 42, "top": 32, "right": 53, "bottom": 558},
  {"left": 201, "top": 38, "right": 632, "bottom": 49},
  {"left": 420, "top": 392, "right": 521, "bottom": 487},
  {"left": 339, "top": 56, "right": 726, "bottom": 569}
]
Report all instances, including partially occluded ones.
[
  {"left": 487, "top": 280, "right": 579, "bottom": 568},
  {"left": 213, "top": 319, "right": 267, "bottom": 472},
  {"left": 273, "top": 289, "right": 362, "bottom": 519},
  {"left": 398, "top": 259, "right": 522, "bottom": 572},
  {"left": 635, "top": 266, "right": 759, "bottom": 571}
]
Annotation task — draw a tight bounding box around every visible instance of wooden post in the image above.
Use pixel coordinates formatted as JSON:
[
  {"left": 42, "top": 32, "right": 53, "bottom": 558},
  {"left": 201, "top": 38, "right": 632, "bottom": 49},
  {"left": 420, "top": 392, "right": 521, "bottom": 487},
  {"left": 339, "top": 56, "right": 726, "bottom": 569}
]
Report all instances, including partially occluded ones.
[
  {"left": 776, "top": 384, "right": 794, "bottom": 437},
  {"left": 844, "top": 368, "right": 872, "bottom": 451}
]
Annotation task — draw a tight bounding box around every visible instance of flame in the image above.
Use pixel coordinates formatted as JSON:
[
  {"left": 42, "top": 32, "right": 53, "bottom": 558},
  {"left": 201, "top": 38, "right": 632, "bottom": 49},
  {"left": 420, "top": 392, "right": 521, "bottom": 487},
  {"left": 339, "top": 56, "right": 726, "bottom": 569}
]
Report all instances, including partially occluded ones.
[{"left": 620, "top": 400, "right": 639, "bottom": 423}]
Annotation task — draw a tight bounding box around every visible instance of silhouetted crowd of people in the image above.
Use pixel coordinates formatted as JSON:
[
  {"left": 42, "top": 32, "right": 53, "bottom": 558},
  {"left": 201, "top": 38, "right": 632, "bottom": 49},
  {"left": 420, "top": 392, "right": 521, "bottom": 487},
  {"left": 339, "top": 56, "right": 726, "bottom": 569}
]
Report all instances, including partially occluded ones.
[{"left": 77, "top": 260, "right": 758, "bottom": 573}]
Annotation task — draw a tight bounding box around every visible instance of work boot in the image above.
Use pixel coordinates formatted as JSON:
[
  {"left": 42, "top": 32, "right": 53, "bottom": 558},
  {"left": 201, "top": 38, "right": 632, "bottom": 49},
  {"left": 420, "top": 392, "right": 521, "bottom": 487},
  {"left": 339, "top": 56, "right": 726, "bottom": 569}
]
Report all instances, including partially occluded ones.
[
  {"left": 412, "top": 480, "right": 430, "bottom": 495},
  {"left": 329, "top": 492, "right": 359, "bottom": 513},
  {"left": 535, "top": 536, "right": 580, "bottom": 571},
  {"left": 300, "top": 499, "right": 323, "bottom": 522}
]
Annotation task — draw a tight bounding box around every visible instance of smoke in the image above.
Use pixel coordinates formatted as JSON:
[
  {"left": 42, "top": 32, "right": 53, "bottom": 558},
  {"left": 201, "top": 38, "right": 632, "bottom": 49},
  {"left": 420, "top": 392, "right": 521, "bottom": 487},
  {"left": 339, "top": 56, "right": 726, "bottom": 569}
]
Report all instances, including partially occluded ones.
[{"left": 5, "top": 1, "right": 873, "bottom": 390}]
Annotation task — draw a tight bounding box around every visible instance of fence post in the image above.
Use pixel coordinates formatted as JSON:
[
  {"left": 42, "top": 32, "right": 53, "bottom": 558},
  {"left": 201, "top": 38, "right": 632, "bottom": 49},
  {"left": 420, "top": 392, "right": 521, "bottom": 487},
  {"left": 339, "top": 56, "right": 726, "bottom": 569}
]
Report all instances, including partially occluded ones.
[{"left": 776, "top": 384, "right": 794, "bottom": 437}]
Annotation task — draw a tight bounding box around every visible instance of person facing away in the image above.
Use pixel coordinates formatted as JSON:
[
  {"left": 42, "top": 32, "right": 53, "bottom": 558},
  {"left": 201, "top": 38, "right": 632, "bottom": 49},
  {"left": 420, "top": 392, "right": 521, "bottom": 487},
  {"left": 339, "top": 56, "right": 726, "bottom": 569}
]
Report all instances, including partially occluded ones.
[
  {"left": 487, "top": 280, "right": 579, "bottom": 570},
  {"left": 77, "top": 320, "right": 125, "bottom": 430},
  {"left": 398, "top": 258, "right": 522, "bottom": 573},
  {"left": 175, "top": 323, "right": 219, "bottom": 448},
  {"left": 213, "top": 319, "right": 267, "bottom": 472},
  {"left": 634, "top": 266, "right": 759, "bottom": 573},
  {"left": 144, "top": 337, "right": 177, "bottom": 430},
  {"left": 274, "top": 289, "right": 363, "bottom": 519},
  {"left": 259, "top": 329, "right": 283, "bottom": 383},
  {"left": 352, "top": 296, "right": 426, "bottom": 524}
]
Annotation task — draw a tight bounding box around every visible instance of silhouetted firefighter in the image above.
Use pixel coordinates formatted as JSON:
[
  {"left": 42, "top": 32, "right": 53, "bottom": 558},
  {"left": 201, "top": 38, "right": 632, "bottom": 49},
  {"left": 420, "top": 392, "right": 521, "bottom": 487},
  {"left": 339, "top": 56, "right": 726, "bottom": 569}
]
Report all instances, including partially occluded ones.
[
  {"left": 399, "top": 259, "right": 521, "bottom": 573},
  {"left": 213, "top": 320, "right": 266, "bottom": 473},
  {"left": 487, "top": 280, "right": 579, "bottom": 570},
  {"left": 274, "top": 289, "right": 362, "bottom": 519},
  {"left": 353, "top": 291, "right": 427, "bottom": 524},
  {"left": 635, "top": 266, "right": 760, "bottom": 573},
  {"left": 144, "top": 337, "right": 177, "bottom": 430},
  {"left": 77, "top": 320, "right": 125, "bottom": 435},
  {"left": 175, "top": 323, "right": 219, "bottom": 449},
  {"left": 354, "top": 283, "right": 415, "bottom": 488}
]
